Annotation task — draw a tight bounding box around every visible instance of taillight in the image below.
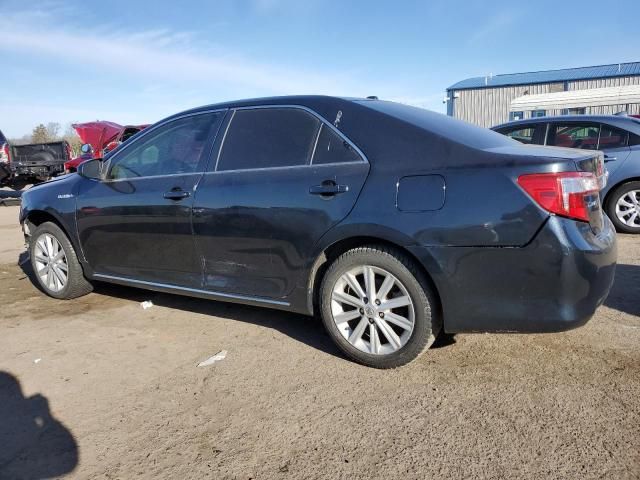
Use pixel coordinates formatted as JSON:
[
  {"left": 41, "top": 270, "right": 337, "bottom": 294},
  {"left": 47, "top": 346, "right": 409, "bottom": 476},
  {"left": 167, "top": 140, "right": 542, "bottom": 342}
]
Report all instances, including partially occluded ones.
[{"left": 517, "top": 172, "right": 600, "bottom": 222}]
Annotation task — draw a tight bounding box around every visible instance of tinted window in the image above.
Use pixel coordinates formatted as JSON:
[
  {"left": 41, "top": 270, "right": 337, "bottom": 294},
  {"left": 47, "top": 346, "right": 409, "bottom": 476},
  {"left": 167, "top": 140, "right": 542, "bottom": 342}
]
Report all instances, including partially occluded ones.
[
  {"left": 108, "top": 113, "right": 220, "bottom": 180},
  {"left": 598, "top": 125, "right": 628, "bottom": 149},
  {"left": 312, "top": 124, "right": 362, "bottom": 164},
  {"left": 502, "top": 126, "right": 536, "bottom": 144},
  {"left": 549, "top": 123, "right": 599, "bottom": 150},
  {"left": 217, "top": 108, "right": 320, "bottom": 171},
  {"left": 629, "top": 133, "right": 640, "bottom": 146}
]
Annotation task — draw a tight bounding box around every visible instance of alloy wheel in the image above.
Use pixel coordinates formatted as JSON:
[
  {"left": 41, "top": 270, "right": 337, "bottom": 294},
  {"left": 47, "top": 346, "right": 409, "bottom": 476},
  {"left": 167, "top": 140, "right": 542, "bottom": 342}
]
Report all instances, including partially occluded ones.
[
  {"left": 34, "top": 233, "right": 69, "bottom": 292},
  {"left": 331, "top": 265, "right": 415, "bottom": 355},
  {"left": 615, "top": 189, "right": 640, "bottom": 228}
]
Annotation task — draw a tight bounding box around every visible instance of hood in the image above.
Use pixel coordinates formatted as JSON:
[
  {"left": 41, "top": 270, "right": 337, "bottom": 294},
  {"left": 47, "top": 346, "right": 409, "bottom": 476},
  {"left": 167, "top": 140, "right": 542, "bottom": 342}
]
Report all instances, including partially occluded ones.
[{"left": 72, "top": 121, "right": 123, "bottom": 154}]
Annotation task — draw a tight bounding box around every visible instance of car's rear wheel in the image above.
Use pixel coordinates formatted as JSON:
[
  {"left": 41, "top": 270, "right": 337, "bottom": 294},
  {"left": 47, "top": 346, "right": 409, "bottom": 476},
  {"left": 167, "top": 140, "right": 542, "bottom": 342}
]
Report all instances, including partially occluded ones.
[
  {"left": 29, "top": 222, "right": 93, "bottom": 299},
  {"left": 320, "top": 246, "right": 440, "bottom": 368},
  {"left": 606, "top": 181, "right": 640, "bottom": 234}
]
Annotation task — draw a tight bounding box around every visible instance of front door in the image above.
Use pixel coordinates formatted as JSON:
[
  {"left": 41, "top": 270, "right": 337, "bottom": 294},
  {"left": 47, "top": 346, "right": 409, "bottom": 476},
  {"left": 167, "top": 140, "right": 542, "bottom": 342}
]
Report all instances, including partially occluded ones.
[
  {"left": 192, "top": 107, "right": 369, "bottom": 299},
  {"left": 77, "top": 111, "right": 224, "bottom": 287}
]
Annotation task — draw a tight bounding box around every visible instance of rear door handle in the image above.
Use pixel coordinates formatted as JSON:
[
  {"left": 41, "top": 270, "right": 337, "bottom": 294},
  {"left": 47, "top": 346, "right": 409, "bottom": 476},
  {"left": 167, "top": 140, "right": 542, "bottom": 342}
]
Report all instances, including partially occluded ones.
[
  {"left": 604, "top": 155, "right": 617, "bottom": 162},
  {"left": 163, "top": 189, "right": 191, "bottom": 200},
  {"left": 309, "top": 182, "right": 349, "bottom": 196}
]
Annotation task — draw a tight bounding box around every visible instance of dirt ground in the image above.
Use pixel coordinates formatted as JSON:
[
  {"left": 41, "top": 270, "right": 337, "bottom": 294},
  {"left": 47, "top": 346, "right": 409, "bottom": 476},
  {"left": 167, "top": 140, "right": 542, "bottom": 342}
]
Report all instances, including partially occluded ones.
[{"left": 0, "top": 204, "right": 638, "bottom": 480}]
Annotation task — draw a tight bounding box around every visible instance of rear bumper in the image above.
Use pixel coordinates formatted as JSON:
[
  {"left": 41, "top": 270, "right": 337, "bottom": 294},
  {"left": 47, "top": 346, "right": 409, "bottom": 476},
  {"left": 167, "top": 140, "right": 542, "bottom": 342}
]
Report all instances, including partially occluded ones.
[{"left": 409, "top": 215, "right": 617, "bottom": 333}]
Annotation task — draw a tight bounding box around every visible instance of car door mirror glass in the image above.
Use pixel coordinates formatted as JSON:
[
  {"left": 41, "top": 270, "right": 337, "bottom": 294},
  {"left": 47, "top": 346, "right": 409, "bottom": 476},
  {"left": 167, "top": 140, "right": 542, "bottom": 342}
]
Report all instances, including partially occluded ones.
[{"left": 77, "top": 158, "right": 104, "bottom": 180}]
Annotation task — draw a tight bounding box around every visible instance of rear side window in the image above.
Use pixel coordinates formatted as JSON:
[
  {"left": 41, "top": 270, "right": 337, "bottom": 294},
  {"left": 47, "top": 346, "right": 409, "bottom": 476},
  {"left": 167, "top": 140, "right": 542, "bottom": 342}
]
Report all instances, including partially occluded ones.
[
  {"left": 548, "top": 123, "right": 599, "bottom": 150},
  {"left": 312, "top": 124, "right": 362, "bottom": 164},
  {"left": 217, "top": 108, "right": 320, "bottom": 171},
  {"left": 500, "top": 126, "right": 537, "bottom": 144},
  {"left": 598, "top": 125, "right": 628, "bottom": 149}
]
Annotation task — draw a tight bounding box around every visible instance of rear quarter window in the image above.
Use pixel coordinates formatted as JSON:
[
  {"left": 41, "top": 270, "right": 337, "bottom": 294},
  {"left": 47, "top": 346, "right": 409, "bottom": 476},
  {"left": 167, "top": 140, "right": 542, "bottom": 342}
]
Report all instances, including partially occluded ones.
[
  {"left": 312, "top": 124, "right": 363, "bottom": 165},
  {"left": 498, "top": 125, "right": 537, "bottom": 144}
]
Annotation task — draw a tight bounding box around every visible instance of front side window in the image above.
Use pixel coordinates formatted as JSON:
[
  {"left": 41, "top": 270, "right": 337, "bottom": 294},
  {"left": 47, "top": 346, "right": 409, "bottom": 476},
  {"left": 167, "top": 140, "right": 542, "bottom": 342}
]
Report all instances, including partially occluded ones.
[
  {"left": 108, "top": 113, "right": 220, "bottom": 180},
  {"left": 217, "top": 108, "right": 320, "bottom": 171},
  {"left": 312, "top": 124, "right": 362, "bottom": 164},
  {"left": 548, "top": 123, "right": 600, "bottom": 150},
  {"left": 501, "top": 126, "right": 536, "bottom": 144},
  {"left": 598, "top": 125, "right": 628, "bottom": 149},
  {"left": 531, "top": 110, "right": 546, "bottom": 118}
]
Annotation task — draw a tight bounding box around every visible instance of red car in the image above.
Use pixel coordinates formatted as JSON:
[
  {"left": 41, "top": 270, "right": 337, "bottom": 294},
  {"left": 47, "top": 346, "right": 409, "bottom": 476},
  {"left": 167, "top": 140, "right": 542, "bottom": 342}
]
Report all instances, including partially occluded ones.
[{"left": 64, "top": 122, "right": 149, "bottom": 172}]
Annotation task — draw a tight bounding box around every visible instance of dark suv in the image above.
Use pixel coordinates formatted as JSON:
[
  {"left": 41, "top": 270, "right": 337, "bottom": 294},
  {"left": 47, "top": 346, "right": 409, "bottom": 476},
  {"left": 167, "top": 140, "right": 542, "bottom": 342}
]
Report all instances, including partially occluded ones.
[
  {"left": 493, "top": 115, "right": 640, "bottom": 233},
  {"left": 20, "top": 96, "right": 616, "bottom": 368}
]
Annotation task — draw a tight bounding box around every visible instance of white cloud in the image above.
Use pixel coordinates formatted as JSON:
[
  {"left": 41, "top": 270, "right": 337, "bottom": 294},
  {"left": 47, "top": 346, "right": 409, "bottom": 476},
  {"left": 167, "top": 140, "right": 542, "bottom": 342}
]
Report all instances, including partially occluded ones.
[
  {"left": 0, "top": 4, "right": 445, "bottom": 136},
  {"left": 0, "top": 5, "right": 359, "bottom": 96}
]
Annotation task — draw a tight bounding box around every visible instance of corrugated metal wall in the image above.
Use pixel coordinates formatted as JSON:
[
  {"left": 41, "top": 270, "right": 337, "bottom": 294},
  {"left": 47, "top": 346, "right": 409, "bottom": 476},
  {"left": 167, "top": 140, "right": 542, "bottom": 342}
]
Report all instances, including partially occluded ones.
[{"left": 451, "top": 75, "right": 640, "bottom": 127}]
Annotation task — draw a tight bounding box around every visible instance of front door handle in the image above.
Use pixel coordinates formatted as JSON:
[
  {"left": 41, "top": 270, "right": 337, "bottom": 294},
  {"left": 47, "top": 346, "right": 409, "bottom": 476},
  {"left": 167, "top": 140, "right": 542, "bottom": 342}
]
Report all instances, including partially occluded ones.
[
  {"left": 164, "top": 189, "right": 191, "bottom": 201},
  {"left": 309, "top": 181, "right": 349, "bottom": 196}
]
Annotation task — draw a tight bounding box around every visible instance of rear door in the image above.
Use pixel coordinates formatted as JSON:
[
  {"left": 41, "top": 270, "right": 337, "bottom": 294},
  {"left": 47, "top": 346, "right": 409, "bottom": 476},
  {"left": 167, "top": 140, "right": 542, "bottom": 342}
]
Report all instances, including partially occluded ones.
[{"left": 192, "top": 106, "right": 369, "bottom": 299}]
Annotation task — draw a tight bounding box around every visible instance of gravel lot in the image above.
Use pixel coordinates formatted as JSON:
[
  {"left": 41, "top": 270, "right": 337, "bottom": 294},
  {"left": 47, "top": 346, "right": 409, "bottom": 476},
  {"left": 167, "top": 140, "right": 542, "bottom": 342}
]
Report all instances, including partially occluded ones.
[{"left": 0, "top": 204, "right": 639, "bottom": 479}]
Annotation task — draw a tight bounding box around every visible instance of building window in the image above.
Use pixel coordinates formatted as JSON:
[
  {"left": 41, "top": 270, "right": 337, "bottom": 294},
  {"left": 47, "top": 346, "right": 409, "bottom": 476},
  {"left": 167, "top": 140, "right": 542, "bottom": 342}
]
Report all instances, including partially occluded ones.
[
  {"left": 509, "top": 111, "right": 524, "bottom": 121},
  {"left": 568, "top": 107, "right": 586, "bottom": 115},
  {"left": 531, "top": 110, "right": 546, "bottom": 118}
]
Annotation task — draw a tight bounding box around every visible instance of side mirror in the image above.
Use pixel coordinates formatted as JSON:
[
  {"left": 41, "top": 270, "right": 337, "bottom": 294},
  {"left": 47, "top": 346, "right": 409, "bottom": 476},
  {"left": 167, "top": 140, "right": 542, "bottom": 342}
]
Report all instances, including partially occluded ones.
[
  {"left": 77, "top": 158, "right": 104, "bottom": 180},
  {"left": 80, "top": 143, "right": 93, "bottom": 154}
]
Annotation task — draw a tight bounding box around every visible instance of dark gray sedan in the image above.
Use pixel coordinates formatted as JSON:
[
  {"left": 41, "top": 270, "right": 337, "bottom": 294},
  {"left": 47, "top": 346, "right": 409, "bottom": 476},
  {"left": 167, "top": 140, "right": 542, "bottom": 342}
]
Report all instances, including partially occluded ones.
[{"left": 20, "top": 96, "right": 616, "bottom": 368}]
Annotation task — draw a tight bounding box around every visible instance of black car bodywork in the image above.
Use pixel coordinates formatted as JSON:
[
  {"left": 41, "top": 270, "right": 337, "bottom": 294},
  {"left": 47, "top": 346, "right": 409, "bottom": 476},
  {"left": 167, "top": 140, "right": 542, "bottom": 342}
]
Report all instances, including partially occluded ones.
[{"left": 20, "top": 96, "right": 617, "bottom": 334}]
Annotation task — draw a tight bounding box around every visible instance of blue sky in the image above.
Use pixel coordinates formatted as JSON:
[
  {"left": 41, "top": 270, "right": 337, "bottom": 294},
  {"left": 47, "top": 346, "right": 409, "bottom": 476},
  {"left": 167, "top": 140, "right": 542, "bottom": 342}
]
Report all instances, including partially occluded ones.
[{"left": 0, "top": 0, "right": 638, "bottom": 137}]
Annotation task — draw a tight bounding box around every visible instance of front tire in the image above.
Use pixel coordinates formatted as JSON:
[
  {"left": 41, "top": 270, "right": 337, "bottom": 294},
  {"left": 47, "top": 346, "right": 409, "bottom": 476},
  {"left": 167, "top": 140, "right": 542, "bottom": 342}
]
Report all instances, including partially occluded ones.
[
  {"left": 29, "top": 222, "right": 93, "bottom": 299},
  {"left": 320, "top": 246, "right": 440, "bottom": 369},
  {"left": 606, "top": 181, "right": 640, "bottom": 234}
]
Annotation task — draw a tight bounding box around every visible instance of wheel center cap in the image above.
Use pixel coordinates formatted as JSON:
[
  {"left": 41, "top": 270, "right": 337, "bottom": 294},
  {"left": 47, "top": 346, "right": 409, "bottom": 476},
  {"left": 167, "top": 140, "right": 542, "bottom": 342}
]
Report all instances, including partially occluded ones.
[{"left": 365, "top": 306, "right": 375, "bottom": 317}]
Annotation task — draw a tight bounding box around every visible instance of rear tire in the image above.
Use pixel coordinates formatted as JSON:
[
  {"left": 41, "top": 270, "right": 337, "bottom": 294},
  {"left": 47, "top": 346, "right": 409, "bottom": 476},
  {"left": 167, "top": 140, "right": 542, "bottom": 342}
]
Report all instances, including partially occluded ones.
[
  {"left": 606, "top": 181, "right": 640, "bottom": 234},
  {"left": 319, "top": 245, "right": 440, "bottom": 369},
  {"left": 29, "top": 222, "right": 93, "bottom": 299}
]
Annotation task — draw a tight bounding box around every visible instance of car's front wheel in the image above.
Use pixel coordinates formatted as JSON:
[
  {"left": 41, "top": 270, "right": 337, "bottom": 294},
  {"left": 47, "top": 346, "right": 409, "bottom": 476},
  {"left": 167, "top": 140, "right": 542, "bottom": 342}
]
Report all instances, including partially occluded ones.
[
  {"left": 29, "top": 222, "right": 93, "bottom": 299},
  {"left": 320, "top": 246, "right": 440, "bottom": 368},
  {"left": 606, "top": 181, "right": 640, "bottom": 234}
]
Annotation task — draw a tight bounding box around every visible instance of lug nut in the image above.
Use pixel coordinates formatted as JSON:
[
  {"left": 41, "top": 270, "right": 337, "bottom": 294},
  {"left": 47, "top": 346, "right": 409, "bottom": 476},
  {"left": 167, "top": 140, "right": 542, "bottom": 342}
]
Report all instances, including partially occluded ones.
[
  {"left": 368, "top": 318, "right": 374, "bottom": 324},
  {"left": 378, "top": 312, "right": 384, "bottom": 318},
  {"left": 374, "top": 299, "right": 381, "bottom": 306},
  {"left": 363, "top": 297, "right": 369, "bottom": 304},
  {"left": 359, "top": 308, "right": 364, "bottom": 314}
]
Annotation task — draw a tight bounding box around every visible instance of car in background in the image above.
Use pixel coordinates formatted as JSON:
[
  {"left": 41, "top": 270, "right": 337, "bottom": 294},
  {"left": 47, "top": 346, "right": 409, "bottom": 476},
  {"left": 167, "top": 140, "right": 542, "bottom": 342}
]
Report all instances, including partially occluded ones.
[
  {"left": 20, "top": 96, "right": 616, "bottom": 368},
  {"left": 493, "top": 115, "right": 640, "bottom": 234},
  {"left": 0, "top": 128, "right": 71, "bottom": 190},
  {"left": 64, "top": 121, "right": 149, "bottom": 172}
]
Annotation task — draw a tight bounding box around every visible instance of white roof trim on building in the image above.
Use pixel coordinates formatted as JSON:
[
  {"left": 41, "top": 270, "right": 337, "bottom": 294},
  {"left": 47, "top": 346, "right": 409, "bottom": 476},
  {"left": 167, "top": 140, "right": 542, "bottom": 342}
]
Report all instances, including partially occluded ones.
[{"left": 510, "top": 84, "right": 640, "bottom": 111}]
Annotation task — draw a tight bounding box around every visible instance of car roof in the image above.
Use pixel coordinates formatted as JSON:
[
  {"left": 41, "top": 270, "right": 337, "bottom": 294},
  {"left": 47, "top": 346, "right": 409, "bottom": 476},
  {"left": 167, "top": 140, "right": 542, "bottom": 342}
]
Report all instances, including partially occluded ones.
[
  {"left": 493, "top": 114, "right": 640, "bottom": 134},
  {"left": 164, "top": 95, "right": 514, "bottom": 152}
]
